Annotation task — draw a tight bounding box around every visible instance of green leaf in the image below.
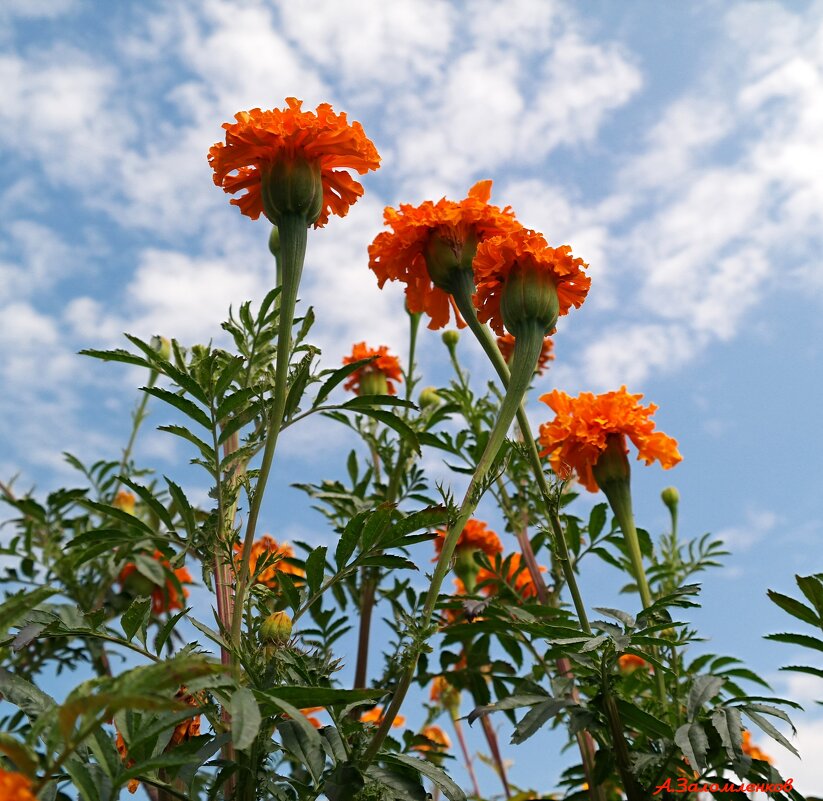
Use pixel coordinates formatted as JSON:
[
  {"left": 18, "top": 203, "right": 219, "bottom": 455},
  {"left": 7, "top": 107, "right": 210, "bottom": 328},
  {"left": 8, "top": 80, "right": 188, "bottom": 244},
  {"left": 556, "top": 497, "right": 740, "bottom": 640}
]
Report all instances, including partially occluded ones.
[
  {"left": 614, "top": 698, "right": 673, "bottom": 740},
  {"left": 336, "top": 510, "right": 369, "bottom": 570},
  {"left": 157, "top": 425, "right": 216, "bottom": 465},
  {"left": 165, "top": 478, "right": 196, "bottom": 539},
  {"left": 0, "top": 586, "right": 58, "bottom": 634},
  {"left": 314, "top": 361, "right": 373, "bottom": 406},
  {"left": 365, "top": 765, "right": 425, "bottom": 801},
  {"left": 687, "top": 675, "right": 724, "bottom": 721},
  {"left": 255, "top": 686, "right": 382, "bottom": 711},
  {"left": 118, "top": 477, "right": 176, "bottom": 533},
  {"left": 710, "top": 706, "right": 743, "bottom": 762},
  {"left": 742, "top": 708, "right": 800, "bottom": 758},
  {"left": 325, "top": 764, "right": 367, "bottom": 801},
  {"left": 121, "top": 597, "right": 152, "bottom": 645},
  {"left": 588, "top": 503, "right": 608, "bottom": 540},
  {"left": 341, "top": 395, "right": 416, "bottom": 410},
  {"left": 356, "top": 555, "right": 417, "bottom": 571},
  {"left": 142, "top": 386, "right": 212, "bottom": 430},
  {"left": 796, "top": 575, "right": 823, "bottom": 619},
  {"left": 305, "top": 546, "right": 327, "bottom": 594},
  {"left": 79, "top": 347, "right": 151, "bottom": 369},
  {"left": 765, "top": 632, "right": 823, "bottom": 652},
  {"left": 592, "top": 607, "right": 635, "bottom": 629},
  {"left": 275, "top": 710, "right": 325, "bottom": 785},
  {"left": 511, "top": 698, "right": 569, "bottom": 744},
  {"left": 229, "top": 687, "right": 262, "bottom": 751},
  {"left": 674, "top": 721, "right": 708, "bottom": 772},
  {"left": 65, "top": 758, "right": 102, "bottom": 801},
  {"left": 0, "top": 667, "right": 56, "bottom": 718},
  {"left": 344, "top": 408, "right": 420, "bottom": 454},
  {"left": 467, "top": 693, "right": 549, "bottom": 725},
  {"left": 382, "top": 754, "right": 466, "bottom": 801},
  {"left": 767, "top": 589, "right": 820, "bottom": 627}
]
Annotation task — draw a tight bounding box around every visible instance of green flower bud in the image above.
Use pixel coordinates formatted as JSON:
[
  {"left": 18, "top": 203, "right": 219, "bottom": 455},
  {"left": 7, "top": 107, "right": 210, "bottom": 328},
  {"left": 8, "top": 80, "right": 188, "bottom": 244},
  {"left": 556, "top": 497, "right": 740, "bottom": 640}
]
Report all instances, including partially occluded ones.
[
  {"left": 499, "top": 268, "right": 560, "bottom": 338},
  {"left": 260, "top": 156, "right": 323, "bottom": 225},
  {"left": 358, "top": 370, "right": 389, "bottom": 397},
  {"left": 268, "top": 225, "right": 280, "bottom": 257},
  {"left": 419, "top": 387, "right": 441, "bottom": 408},
  {"left": 260, "top": 610, "right": 293, "bottom": 644},
  {"left": 150, "top": 335, "right": 171, "bottom": 361},
  {"left": 661, "top": 486, "right": 679, "bottom": 513},
  {"left": 441, "top": 330, "right": 460, "bottom": 349}
]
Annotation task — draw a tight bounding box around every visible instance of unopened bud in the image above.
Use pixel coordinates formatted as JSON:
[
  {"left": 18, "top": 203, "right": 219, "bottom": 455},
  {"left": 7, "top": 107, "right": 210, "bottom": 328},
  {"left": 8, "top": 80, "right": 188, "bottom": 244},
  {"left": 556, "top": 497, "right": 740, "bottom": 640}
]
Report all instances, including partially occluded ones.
[
  {"left": 151, "top": 336, "right": 171, "bottom": 361},
  {"left": 268, "top": 225, "right": 280, "bottom": 257},
  {"left": 358, "top": 370, "right": 389, "bottom": 397},
  {"left": 260, "top": 610, "right": 292, "bottom": 644},
  {"left": 419, "top": 387, "right": 441, "bottom": 408},
  {"left": 441, "top": 330, "right": 460, "bottom": 349},
  {"left": 661, "top": 486, "right": 679, "bottom": 514}
]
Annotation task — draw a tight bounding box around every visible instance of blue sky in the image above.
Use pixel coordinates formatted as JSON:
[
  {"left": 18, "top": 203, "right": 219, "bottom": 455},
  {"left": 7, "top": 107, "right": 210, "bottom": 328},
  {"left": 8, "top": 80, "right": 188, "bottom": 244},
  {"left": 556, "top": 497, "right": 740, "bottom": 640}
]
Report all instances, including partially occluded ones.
[{"left": 2, "top": 0, "right": 823, "bottom": 794}]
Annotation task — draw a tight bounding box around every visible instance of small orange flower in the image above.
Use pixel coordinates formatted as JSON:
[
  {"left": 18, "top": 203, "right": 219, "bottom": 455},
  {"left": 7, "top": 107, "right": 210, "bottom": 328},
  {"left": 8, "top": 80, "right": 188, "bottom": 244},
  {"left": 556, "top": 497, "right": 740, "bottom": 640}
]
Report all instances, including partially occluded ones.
[
  {"left": 433, "top": 519, "right": 502, "bottom": 559},
  {"left": 209, "top": 98, "right": 380, "bottom": 227},
  {"left": 342, "top": 342, "right": 403, "bottom": 396},
  {"left": 301, "top": 707, "right": 324, "bottom": 728},
  {"left": 741, "top": 730, "right": 773, "bottom": 764},
  {"left": 477, "top": 553, "right": 546, "bottom": 600},
  {"left": 234, "top": 536, "right": 304, "bottom": 590},
  {"left": 617, "top": 654, "right": 650, "bottom": 673},
  {"left": 118, "top": 551, "right": 192, "bottom": 615},
  {"left": 113, "top": 490, "right": 136, "bottom": 515},
  {"left": 473, "top": 228, "right": 590, "bottom": 336},
  {"left": 369, "top": 181, "right": 520, "bottom": 330},
  {"left": 412, "top": 724, "right": 451, "bottom": 753},
  {"left": 497, "top": 332, "right": 554, "bottom": 375},
  {"left": 538, "top": 387, "right": 682, "bottom": 493},
  {"left": 360, "top": 706, "right": 406, "bottom": 728},
  {"left": 0, "top": 769, "right": 37, "bottom": 801},
  {"left": 116, "top": 689, "right": 201, "bottom": 794}
]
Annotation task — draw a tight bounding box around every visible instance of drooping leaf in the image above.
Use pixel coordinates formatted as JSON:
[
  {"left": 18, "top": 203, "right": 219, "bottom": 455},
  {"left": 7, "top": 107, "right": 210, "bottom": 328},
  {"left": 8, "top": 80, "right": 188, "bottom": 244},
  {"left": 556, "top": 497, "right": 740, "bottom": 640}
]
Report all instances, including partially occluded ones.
[
  {"left": 674, "top": 721, "right": 708, "bottom": 772},
  {"left": 229, "top": 688, "right": 262, "bottom": 751}
]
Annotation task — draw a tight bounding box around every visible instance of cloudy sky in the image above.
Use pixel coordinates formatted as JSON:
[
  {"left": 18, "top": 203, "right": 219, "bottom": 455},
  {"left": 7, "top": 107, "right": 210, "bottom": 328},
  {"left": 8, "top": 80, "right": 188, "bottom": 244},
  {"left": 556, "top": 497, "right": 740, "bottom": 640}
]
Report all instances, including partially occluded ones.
[{"left": 2, "top": 0, "right": 823, "bottom": 794}]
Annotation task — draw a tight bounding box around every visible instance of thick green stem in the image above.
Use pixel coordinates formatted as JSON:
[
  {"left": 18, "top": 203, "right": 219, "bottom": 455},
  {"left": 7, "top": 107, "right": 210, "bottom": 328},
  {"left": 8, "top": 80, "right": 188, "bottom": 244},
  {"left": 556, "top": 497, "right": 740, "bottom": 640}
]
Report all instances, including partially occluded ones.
[
  {"left": 230, "top": 215, "right": 307, "bottom": 647},
  {"left": 360, "top": 323, "right": 545, "bottom": 766}
]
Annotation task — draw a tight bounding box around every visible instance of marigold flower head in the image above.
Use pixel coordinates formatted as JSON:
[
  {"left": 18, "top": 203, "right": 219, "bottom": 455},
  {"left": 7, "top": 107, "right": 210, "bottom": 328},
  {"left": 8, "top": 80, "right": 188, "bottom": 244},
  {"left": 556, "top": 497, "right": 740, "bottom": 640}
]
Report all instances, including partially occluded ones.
[
  {"left": 342, "top": 342, "right": 403, "bottom": 396},
  {"left": 412, "top": 724, "right": 451, "bottom": 753},
  {"left": 477, "top": 553, "right": 546, "bottom": 600},
  {"left": 741, "top": 730, "right": 773, "bottom": 763},
  {"left": 209, "top": 97, "right": 380, "bottom": 227},
  {"left": 474, "top": 229, "right": 590, "bottom": 336},
  {"left": 234, "top": 535, "right": 304, "bottom": 590},
  {"left": 113, "top": 490, "right": 136, "bottom": 515},
  {"left": 0, "top": 769, "right": 37, "bottom": 801},
  {"left": 301, "top": 707, "right": 324, "bottom": 728},
  {"left": 497, "top": 332, "right": 554, "bottom": 375},
  {"left": 617, "top": 653, "right": 650, "bottom": 673},
  {"left": 433, "top": 519, "right": 502, "bottom": 559},
  {"left": 538, "top": 387, "right": 682, "bottom": 493},
  {"left": 369, "top": 181, "right": 520, "bottom": 330},
  {"left": 360, "top": 706, "right": 405, "bottom": 728},
  {"left": 118, "top": 551, "right": 192, "bottom": 615}
]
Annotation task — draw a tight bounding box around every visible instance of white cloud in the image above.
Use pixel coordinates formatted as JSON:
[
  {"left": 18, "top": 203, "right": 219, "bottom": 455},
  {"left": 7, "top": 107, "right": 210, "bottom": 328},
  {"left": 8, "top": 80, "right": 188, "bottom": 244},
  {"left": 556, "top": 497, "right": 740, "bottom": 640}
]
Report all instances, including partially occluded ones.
[{"left": 715, "top": 508, "right": 779, "bottom": 554}]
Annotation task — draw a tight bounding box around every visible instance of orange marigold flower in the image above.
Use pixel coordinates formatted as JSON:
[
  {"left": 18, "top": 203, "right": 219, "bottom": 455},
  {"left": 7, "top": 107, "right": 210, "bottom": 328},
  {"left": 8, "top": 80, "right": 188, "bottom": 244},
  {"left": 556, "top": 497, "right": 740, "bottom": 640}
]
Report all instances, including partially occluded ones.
[
  {"left": 617, "top": 654, "right": 650, "bottom": 673},
  {"left": 118, "top": 550, "right": 193, "bottom": 615},
  {"left": 208, "top": 97, "right": 380, "bottom": 227},
  {"left": 301, "top": 707, "right": 324, "bottom": 729},
  {"left": 477, "top": 553, "right": 547, "bottom": 600},
  {"left": 368, "top": 180, "right": 520, "bottom": 330},
  {"left": 741, "top": 730, "right": 773, "bottom": 764},
  {"left": 0, "top": 769, "right": 37, "bottom": 801},
  {"left": 360, "top": 706, "right": 406, "bottom": 728},
  {"left": 497, "top": 332, "right": 554, "bottom": 375},
  {"left": 234, "top": 535, "right": 304, "bottom": 590},
  {"left": 412, "top": 724, "right": 451, "bottom": 753},
  {"left": 116, "top": 689, "right": 201, "bottom": 794},
  {"left": 473, "top": 228, "right": 590, "bottom": 336},
  {"left": 538, "top": 387, "right": 682, "bottom": 493},
  {"left": 342, "top": 342, "right": 403, "bottom": 396},
  {"left": 113, "top": 490, "right": 136, "bottom": 515},
  {"left": 433, "top": 519, "right": 502, "bottom": 559}
]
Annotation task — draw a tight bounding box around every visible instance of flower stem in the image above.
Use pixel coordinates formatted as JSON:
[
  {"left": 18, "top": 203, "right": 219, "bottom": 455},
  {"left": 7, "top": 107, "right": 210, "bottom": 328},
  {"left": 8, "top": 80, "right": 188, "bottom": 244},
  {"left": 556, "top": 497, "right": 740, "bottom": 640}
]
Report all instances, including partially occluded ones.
[
  {"left": 118, "top": 368, "right": 158, "bottom": 483},
  {"left": 480, "top": 715, "right": 511, "bottom": 798},
  {"left": 451, "top": 717, "right": 482, "bottom": 799},
  {"left": 230, "top": 214, "right": 307, "bottom": 648},
  {"left": 360, "top": 321, "right": 544, "bottom": 766}
]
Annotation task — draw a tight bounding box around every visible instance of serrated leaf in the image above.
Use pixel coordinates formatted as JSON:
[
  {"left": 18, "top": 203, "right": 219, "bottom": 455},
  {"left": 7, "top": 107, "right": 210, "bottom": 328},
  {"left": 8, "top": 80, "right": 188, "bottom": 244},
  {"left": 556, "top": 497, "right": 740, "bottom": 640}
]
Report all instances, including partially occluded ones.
[
  {"left": 255, "top": 687, "right": 382, "bottom": 711},
  {"left": 710, "top": 706, "right": 743, "bottom": 762},
  {"left": 592, "top": 607, "right": 635, "bottom": 629},
  {"left": 121, "top": 596, "right": 151, "bottom": 645},
  {"left": 382, "top": 753, "right": 466, "bottom": 801},
  {"left": 687, "top": 675, "right": 724, "bottom": 720},
  {"left": 796, "top": 574, "right": 823, "bottom": 618},
  {"left": 314, "top": 361, "right": 371, "bottom": 407},
  {"left": 614, "top": 698, "right": 673, "bottom": 740},
  {"left": 65, "top": 759, "right": 102, "bottom": 801},
  {"left": 0, "top": 586, "right": 57, "bottom": 634},
  {"left": 765, "top": 632, "right": 823, "bottom": 652},
  {"left": 467, "top": 693, "right": 549, "bottom": 725},
  {"left": 276, "top": 716, "right": 325, "bottom": 785},
  {"left": 767, "top": 589, "right": 820, "bottom": 626},
  {"left": 349, "top": 408, "right": 420, "bottom": 454},
  {"left": 157, "top": 425, "right": 216, "bottom": 465},
  {"left": 365, "top": 765, "right": 425, "bottom": 801},
  {"left": 118, "top": 477, "right": 176, "bottom": 533},
  {"left": 336, "top": 510, "right": 368, "bottom": 570},
  {"left": 305, "top": 546, "right": 327, "bottom": 594},
  {"left": 511, "top": 698, "right": 569, "bottom": 744},
  {"left": 674, "top": 721, "right": 708, "bottom": 772},
  {"left": 142, "top": 386, "right": 212, "bottom": 430},
  {"left": 742, "top": 708, "right": 800, "bottom": 758},
  {"left": 229, "top": 687, "right": 262, "bottom": 751},
  {"left": 165, "top": 478, "right": 196, "bottom": 539}
]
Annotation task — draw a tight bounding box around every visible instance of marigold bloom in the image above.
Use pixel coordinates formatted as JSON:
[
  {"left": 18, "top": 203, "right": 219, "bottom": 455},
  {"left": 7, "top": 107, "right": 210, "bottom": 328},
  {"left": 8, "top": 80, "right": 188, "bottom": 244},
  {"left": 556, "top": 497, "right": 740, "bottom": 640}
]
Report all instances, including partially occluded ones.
[
  {"left": 0, "top": 770, "right": 37, "bottom": 801},
  {"left": 369, "top": 181, "right": 520, "bottom": 330},
  {"left": 209, "top": 98, "right": 380, "bottom": 227},
  {"left": 118, "top": 551, "right": 192, "bottom": 615},
  {"left": 360, "top": 706, "right": 406, "bottom": 728},
  {"left": 617, "top": 654, "right": 650, "bottom": 673},
  {"left": 741, "top": 730, "right": 773, "bottom": 764},
  {"left": 113, "top": 490, "right": 136, "bottom": 515},
  {"left": 433, "top": 519, "right": 502, "bottom": 559},
  {"left": 497, "top": 332, "right": 554, "bottom": 375},
  {"left": 538, "top": 387, "right": 682, "bottom": 493},
  {"left": 473, "top": 228, "right": 590, "bottom": 336},
  {"left": 116, "top": 689, "right": 201, "bottom": 794},
  {"left": 412, "top": 724, "right": 451, "bottom": 753},
  {"left": 234, "top": 535, "right": 304, "bottom": 589},
  {"left": 342, "top": 342, "right": 403, "bottom": 396},
  {"left": 477, "top": 553, "right": 546, "bottom": 600}
]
